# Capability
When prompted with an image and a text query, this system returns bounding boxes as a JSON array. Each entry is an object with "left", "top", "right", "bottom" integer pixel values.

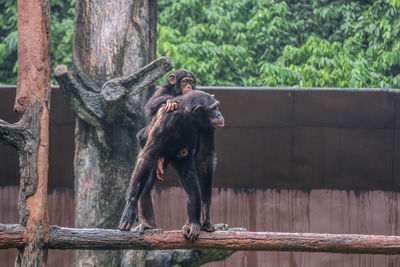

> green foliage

[
  {"left": 0, "top": 0, "right": 18, "bottom": 84},
  {"left": 0, "top": 0, "right": 75, "bottom": 84},
  {"left": 158, "top": 0, "right": 400, "bottom": 88},
  {"left": 0, "top": 0, "right": 398, "bottom": 88},
  {"left": 51, "top": 0, "right": 75, "bottom": 69}
]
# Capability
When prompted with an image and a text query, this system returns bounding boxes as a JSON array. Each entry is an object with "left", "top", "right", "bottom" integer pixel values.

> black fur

[
  {"left": 144, "top": 69, "right": 196, "bottom": 117},
  {"left": 119, "top": 91, "right": 224, "bottom": 241}
]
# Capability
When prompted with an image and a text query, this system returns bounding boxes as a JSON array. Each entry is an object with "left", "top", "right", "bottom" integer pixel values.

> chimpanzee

[
  {"left": 137, "top": 69, "right": 196, "bottom": 180},
  {"left": 144, "top": 69, "right": 196, "bottom": 117},
  {"left": 119, "top": 91, "right": 224, "bottom": 242}
]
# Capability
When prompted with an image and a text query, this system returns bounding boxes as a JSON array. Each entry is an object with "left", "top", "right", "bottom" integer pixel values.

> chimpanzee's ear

[
  {"left": 192, "top": 105, "right": 203, "bottom": 115},
  {"left": 168, "top": 74, "right": 176, "bottom": 85}
]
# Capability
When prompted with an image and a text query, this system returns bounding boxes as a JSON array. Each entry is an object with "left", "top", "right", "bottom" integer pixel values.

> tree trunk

[
  {"left": 55, "top": 0, "right": 234, "bottom": 265},
  {"left": 57, "top": 0, "right": 161, "bottom": 265},
  {"left": 0, "top": 0, "right": 51, "bottom": 265}
]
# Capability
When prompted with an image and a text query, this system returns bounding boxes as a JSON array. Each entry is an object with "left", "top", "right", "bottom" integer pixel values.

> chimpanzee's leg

[
  {"left": 174, "top": 158, "right": 202, "bottom": 242},
  {"left": 118, "top": 131, "right": 165, "bottom": 231},
  {"left": 195, "top": 131, "right": 217, "bottom": 232},
  {"left": 136, "top": 167, "right": 157, "bottom": 233},
  {"left": 197, "top": 152, "right": 217, "bottom": 232}
]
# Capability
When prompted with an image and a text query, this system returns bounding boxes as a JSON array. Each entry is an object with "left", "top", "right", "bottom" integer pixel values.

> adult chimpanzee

[
  {"left": 137, "top": 69, "right": 196, "bottom": 180},
  {"left": 119, "top": 91, "right": 224, "bottom": 241}
]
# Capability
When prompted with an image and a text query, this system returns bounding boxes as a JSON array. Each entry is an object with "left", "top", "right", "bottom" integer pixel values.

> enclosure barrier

[{"left": 1, "top": 223, "right": 400, "bottom": 254}]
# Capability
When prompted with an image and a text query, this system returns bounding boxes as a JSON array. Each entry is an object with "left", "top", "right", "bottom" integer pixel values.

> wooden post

[{"left": 0, "top": 0, "right": 51, "bottom": 265}]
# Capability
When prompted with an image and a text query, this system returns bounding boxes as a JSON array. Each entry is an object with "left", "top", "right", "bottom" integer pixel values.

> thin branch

[{"left": 2, "top": 224, "right": 400, "bottom": 255}]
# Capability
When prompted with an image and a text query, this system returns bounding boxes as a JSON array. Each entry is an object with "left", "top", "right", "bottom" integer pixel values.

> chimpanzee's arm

[{"left": 145, "top": 86, "right": 174, "bottom": 117}]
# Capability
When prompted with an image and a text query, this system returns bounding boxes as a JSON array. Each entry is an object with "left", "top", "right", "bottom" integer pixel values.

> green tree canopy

[
  {"left": 0, "top": 0, "right": 74, "bottom": 84},
  {"left": 1, "top": 0, "right": 399, "bottom": 88}
]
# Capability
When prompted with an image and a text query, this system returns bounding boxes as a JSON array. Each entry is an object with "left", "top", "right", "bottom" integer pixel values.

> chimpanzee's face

[
  {"left": 207, "top": 103, "right": 224, "bottom": 128},
  {"left": 180, "top": 77, "right": 195, "bottom": 95},
  {"left": 190, "top": 93, "right": 224, "bottom": 129}
]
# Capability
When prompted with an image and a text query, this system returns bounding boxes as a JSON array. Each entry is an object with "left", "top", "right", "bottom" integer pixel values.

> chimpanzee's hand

[
  {"left": 118, "top": 201, "right": 137, "bottom": 231},
  {"left": 182, "top": 223, "right": 201, "bottom": 242},
  {"left": 164, "top": 100, "right": 178, "bottom": 112},
  {"left": 201, "top": 220, "right": 216, "bottom": 232},
  {"left": 156, "top": 157, "right": 165, "bottom": 181}
]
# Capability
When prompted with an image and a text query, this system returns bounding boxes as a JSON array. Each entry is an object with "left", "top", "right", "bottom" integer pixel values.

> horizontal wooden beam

[
  {"left": 0, "top": 224, "right": 27, "bottom": 249},
  {"left": 1, "top": 224, "right": 400, "bottom": 254}
]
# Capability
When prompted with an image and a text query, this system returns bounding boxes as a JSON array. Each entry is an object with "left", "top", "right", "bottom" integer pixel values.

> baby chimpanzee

[
  {"left": 138, "top": 69, "right": 196, "bottom": 180},
  {"left": 119, "top": 91, "right": 224, "bottom": 242}
]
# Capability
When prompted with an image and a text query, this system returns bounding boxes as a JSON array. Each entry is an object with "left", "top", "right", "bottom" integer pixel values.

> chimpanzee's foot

[
  {"left": 118, "top": 201, "right": 137, "bottom": 231},
  {"left": 135, "top": 222, "right": 157, "bottom": 234},
  {"left": 182, "top": 223, "right": 201, "bottom": 242},
  {"left": 201, "top": 220, "right": 216, "bottom": 232},
  {"left": 176, "top": 148, "right": 189, "bottom": 158}
]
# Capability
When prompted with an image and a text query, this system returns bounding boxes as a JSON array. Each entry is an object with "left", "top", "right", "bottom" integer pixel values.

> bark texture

[
  {"left": 55, "top": 0, "right": 168, "bottom": 265},
  {"left": 3, "top": 223, "right": 400, "bottom": 256},
  {"left": 54, "top": 56, "right": 172, "bottom": 266},
  {"left": 0, "top": 0, "right": 51, "bottom": 265},
  {"left": 0, "top": 224, "right": 27, "bottom": 249},
  {"left": 55, "top": 0, "right": 236, "bottom": 265}
]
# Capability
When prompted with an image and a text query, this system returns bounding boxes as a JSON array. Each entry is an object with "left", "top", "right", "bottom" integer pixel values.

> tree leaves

[
  {"left": 0, "top": 0, "right": 75, "bottom": 84},
  {"left": 0, "top": 0, "right": 398, "bottom": 88},
  {"left": 157, "top": 0, "right": 400, "bottom": 88}
]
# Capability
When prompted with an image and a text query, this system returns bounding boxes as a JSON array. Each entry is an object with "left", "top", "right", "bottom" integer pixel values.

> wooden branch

[
  {"left": 53, "top": 65, "right": 104, "bottom": 128},
  {"left": 100, "top": 56, "right": 174, "bottom": 123},
  {"left": 2, "top": 224, "right": 400, "bottom": 255},
  {"left": 54, "top": 57, "right": 173, "bottom": 125},
  {"left": 119, "top": 56, "right": 174, "bottom": 95},
  {"left": 0, "top": 224, "right": 27, "bottom": 249},
  {"left": 0, "top": 118, "right": 25, "bottom": 150},
  {"left": 0, "top": 100, "right": 42, "bottom": 150},
  {"left": 128, "top": 223, "right": 240, "bottom": 266}
]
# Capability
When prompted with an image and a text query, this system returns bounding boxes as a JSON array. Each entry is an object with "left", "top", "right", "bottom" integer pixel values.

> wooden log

[
  {"left": 2, "top": 224, "right": 400, "bottom": 255},
  {"left": 0, "top": 224, "right": 26, "bottom": 249},
  {"left": 11, "top": 0, "right": 51, "bottom": 265}
]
